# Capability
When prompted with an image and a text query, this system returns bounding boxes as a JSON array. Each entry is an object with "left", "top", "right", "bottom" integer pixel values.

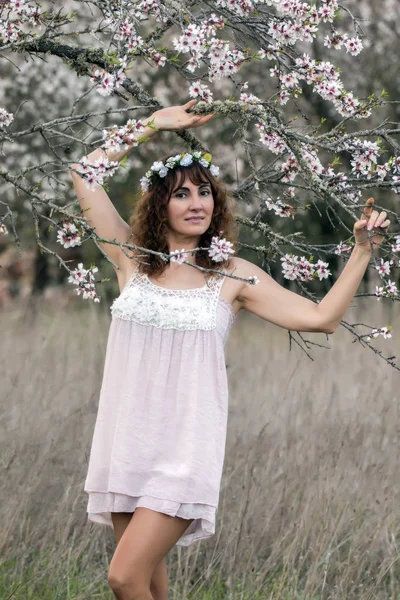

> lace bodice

[{"left": 110, "top": 265, "right": 230, "bottom": 331}]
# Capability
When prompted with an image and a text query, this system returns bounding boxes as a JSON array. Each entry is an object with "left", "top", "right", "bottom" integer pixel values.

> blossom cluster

[
  {"left": 208, "top": 236, "right": 235, "bottom": 262},
  {"left": 256, "top": 126, "right": 288, "bottom": 155},
  {"left": 280, "top": 254, "right": 331, "bottom": 282},
  {"left": 67, "top": 263, "right": 100, "bottom": 302},
  {"left": 68, "top": 117, "right": 145, "bottom": 190},
  {"left": 170, "top": 237, "right": 260, "bottom": 285},
  {"left": 264, "top": 197, "right": 295, "bottom": 219},
  {"left": 0, "top": 108, "right": 13, "bottom": 128},
  {"left": 0, "top": 0, "right": 43, "bottom": 44},
  {"left": 324, "top": 33, "right": 363, "bottom": 56},
  {"left": 375, "top": 258, "right": 394, "bottom": 279},
  {"left": 256, "top": 122, "right": 338, "bottom": 186},
  {"left": 90, "top": 61, "right": 128, "bottom": 97},
  {"left": 57, "top": 221, "right": 82, "bottom": 249},
  {"left": 102, "top": 118, "right": 145, "bottom": 153},
  {"left": 349, "top": 140, "right": 381, "bottom": 178},
  {"left": 169, "top": 236, "right": 234, "bottom": 264},
  {"left": 375, "top": 281, "right": 398, "bottom": 300},
  {"left": 372, "top": 249, "right": 400, "bottom": 300},
  {"left": 327, "top": 138, "right": 400, "bottom": 191},
  {"left": 189, "top": 81, "right": 214, "bottom": 104},
  {"left": 287, "top": 53, "right": 367, "bottom": 118},
  {"left": 334, "top": 241, "right": 353, "bottom": 255},
  {"left": 391, "top": 234, "right": 400, "bottom": 254},
  {"left": 256, "top": 121, "right": 400, "bottom": 198},
  {"left": 72, "top": 156, "right": 120, "bottom": 191},
  {"left": 366, "top": 327, "right": 392, "bottom": 342},
  {"left": 1, "top": 0, "right": 366, "bottom": 121}
]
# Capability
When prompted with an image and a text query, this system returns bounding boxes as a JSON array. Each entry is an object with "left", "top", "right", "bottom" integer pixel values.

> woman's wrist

[
  {"left": 354, "top": 242, "right": 373, "bottom": 256},
  {"left": 142, "top": 113, "right": 162, "bottom": 135}
]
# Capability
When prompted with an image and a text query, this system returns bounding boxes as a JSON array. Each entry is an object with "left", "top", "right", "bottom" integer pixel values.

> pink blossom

[
  {"left": 315, "top": 259, "right": 332, "bottom": 280},
  {"left": 57, "top": 222, "right": 82, "bottom": 249},
  {"left": 344, "top": 37, "right": 363, "bottom": 56},
  {"left": 391, "top": 236, "right": 400, "bottom": 254},
  {"left": 334, "top": 241, "right": 353, "bottom": 255},
  {"left": 189, "top": 81, "right": 214, "bottom": 103},
  {"left": 208, "top": 236, "right": 235, "bottom": 262},
  {"left": 366, "top": 326, "right": 392, "bottom": 341},
  {"left": 264, "top": 198, "right": 294, "bottom": 219},
  {"left": 68, "top": 264, "right": 100, "bottom": 302},
  {"left": 170, "top": 249, "right": 187, "bottom": 264},
  {"left": 0, "top": 108, "right": 14, "bottom": 128},
  {"left": 375, "top": 259, "right": 394, "bottom": 278}
]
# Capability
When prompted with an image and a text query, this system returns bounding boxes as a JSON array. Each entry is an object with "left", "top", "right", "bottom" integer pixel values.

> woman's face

[{"left": 166, "top": 176, "right": 214, "bottom": 240}]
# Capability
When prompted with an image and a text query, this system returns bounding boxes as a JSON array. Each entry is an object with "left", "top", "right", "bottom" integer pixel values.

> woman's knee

[
  {"left": 108, "top": 569, "right": 147, "bottom": 599},
  {"left": 108, "top": 558, "right": 168, "bottom": 600}
]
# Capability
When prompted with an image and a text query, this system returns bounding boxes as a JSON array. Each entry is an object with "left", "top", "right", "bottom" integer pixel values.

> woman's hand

[
  {"left": 354, "top": 197, "right": 391, "bottom": 252},
  {"left": 145, "top": 99, "right": 215, "bottom": 132}
]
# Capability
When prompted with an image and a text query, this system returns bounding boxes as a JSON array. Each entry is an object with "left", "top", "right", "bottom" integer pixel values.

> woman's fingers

[
  {"left": 183, "top": 99, "right": 197, "bottom": 110},
  {"left": 189, "top": 112, "right": 215, "bottom": 127},
  {"left": 367, "top": 210, "right": 379, "bottom": 229},
  {"left": 202, "top": 112, "right": 216, "bottom": 122},
  {"left": 375, "top": 211, "right": 388, "bottom": 227},
  {"left": 361, "top": 197, "right": 374, "bottom": 220}
]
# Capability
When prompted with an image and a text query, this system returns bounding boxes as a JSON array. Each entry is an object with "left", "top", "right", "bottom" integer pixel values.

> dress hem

[{"left": 86, "top": 490, "right": 216, "bottom": 547}]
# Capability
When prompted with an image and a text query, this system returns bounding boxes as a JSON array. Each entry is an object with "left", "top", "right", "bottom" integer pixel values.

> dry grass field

[{"left": 1, "top": 294, "right": 399, "bottom": 599}]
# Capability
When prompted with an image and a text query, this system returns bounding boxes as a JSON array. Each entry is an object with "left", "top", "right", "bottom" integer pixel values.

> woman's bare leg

[
  {"left": 108, "top": 508, "right": 193, "bottom": 600},
  {"left": 111, "top": 511, "right": 171, "bottom": 600}
]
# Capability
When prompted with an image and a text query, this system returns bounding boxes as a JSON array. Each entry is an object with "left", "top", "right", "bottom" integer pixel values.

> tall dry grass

[{"left": 1, "top": 294, "right": 400, "bottom": 599}]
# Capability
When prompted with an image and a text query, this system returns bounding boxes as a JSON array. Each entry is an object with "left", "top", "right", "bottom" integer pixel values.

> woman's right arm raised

[
  {"left": 69, "top": 100, "right": 215, "bottom": 271},
  {"left": 69, "top": 117, "right": 158, "bottom": 272}
]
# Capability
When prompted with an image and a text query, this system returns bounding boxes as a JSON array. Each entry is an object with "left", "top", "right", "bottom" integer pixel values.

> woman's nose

[{"left": 190, "top": 195, "right": 203, "bottom": 206}]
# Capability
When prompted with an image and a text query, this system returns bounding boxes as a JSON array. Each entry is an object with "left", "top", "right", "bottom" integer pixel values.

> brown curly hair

[{"left": 127, "top": 152, "right": 240, "bottom": 278}]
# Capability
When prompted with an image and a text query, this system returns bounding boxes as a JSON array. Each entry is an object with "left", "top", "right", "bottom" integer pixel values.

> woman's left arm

[{"left": 237, "top": 197, "right": 390, "bottom": 334}]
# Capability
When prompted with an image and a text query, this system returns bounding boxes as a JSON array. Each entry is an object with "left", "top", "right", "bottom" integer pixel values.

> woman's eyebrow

[{"left": 173, "top": 183, "right": 211, "bottom": 193}]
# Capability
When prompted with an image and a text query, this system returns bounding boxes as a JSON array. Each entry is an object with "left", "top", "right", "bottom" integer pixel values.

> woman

[{"left": 70, "top": 99, "right": 390, "bottom": 600}]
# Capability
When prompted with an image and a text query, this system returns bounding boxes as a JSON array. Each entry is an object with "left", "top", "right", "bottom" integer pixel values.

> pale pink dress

[{"left": 84, "top": 262, "right": 236, "bottom": 546}]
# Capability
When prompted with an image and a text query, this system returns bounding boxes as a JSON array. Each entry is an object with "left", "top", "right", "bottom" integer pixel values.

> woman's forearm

[{"left": 318, "top": 244, "right": 372, "bottom": 332}]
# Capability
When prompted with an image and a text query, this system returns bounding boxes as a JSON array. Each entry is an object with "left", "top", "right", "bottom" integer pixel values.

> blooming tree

[{"left": 0, "top": 0, "right": 399, "bottom": 365}]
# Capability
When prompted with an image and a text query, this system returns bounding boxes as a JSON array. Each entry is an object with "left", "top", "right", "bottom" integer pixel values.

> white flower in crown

[
  {"left": 180, "top": 153, "right": 193, "bottom": 166},
  {"left": 151, "top": 161, "right": 164, "bottom": 172},
  {"left": 140, "top": 176, "right": 149, "bottom": 191},
  {"left": 166, "top": 154, "right": 181, "bottom": 168},
  {"left": 210, "top": 164, "right": 219, "bottom": 177}
]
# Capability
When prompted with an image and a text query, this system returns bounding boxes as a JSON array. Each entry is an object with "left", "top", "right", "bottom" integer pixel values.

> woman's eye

[{"left": 176, "top": 190, "right": 210, "bottom": 198}]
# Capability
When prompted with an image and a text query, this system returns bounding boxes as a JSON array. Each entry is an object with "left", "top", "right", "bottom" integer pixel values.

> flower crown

[{"left": 140, "top": 151, "right": 220, "bottom": 192}]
